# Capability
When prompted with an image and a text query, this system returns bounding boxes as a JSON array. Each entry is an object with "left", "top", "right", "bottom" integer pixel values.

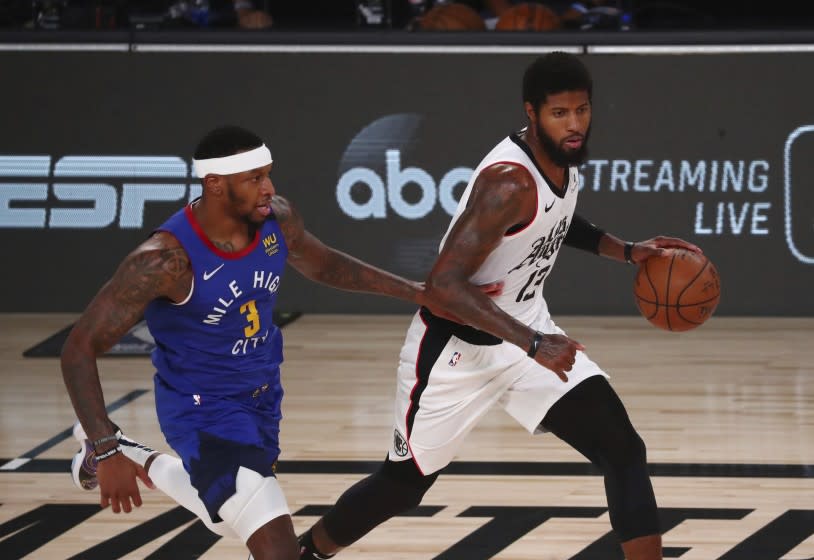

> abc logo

[
  {"left": 337, "top": 149, "right": 472, "bottom": 220},
  {"left": 335, "top": 114, "right": 473, "bottom": 220}
]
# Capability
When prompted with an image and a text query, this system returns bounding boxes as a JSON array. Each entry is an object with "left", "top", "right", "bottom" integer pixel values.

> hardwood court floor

[{"left": 1, "top": 314, "right": 812, "bottom": 559}]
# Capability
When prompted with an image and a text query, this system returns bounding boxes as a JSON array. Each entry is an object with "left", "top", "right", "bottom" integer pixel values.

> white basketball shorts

[{"left": 389, "top": 308, "right": 608, "bottom": 475}]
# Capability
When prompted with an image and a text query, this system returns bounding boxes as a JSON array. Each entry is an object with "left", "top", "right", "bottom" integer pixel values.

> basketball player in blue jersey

[
  {"left": 297, "top": 53, "right": 703, "bottom": 560},
  {"left": 62, "top": 125, "right": 500, "bottom": 560}
]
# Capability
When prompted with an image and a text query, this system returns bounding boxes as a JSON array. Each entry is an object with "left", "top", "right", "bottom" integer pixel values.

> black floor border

[{"left": 3, "top": 459, "right": 812, "bottom": 478}]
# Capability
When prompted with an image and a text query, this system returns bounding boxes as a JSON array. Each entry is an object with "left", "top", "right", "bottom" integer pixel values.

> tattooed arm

[
  {"left": 61, "top": 233, "right": 190, "bottom": 442},
  {"left": 422, "top": 164, "right": 583, "bottom": 380},
  {"left": 61, "top": 233, "right": 189, "bottom": 512},
  {"left": 272, "top": 195, "right": 421, "bottom": 303}
]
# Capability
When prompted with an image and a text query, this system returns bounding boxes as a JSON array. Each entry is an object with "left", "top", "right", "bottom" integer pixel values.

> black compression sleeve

[{"left": 564, "top": 214, "right": 605, "bottom": 254}]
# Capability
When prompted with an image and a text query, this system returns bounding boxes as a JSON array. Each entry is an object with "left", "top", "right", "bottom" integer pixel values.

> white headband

[{"left": 193, "top": 144, "right": 272, "bottom": 177}]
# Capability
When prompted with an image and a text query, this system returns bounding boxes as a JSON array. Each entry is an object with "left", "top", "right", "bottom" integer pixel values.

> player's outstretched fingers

[
  {"left": 131, "top": 485, "right": 143, "bottom": 508},
  {"left": 120, "top": 492, "right": 133, "bottom": 513},
  {"left": 100, "top": 491, "right": 111, "bottom": 511},
  {"left": 655, "top": 235, "right": 703, "bottom": 254},
  {"left": 109, "top": 493, "right": 122, "bottom": 514},
  {"left": 553, "top": 364, "right": 569, "bottom": 382}
]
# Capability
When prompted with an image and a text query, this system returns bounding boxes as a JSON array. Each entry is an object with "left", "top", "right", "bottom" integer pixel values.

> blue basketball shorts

[{"left": 153, "top": 372, "right": 283, "bottom": 521}]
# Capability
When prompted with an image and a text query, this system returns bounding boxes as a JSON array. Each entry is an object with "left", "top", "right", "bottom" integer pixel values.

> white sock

[{"left": 147, "top": 454, "right": 238, "bottom": 539}]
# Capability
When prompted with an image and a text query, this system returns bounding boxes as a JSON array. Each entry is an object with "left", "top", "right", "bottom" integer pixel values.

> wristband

[
  {"left": 527, "top": 331, "right": 543, "bottom": 358},
  {"left": 92, "top": 434, "right": 118, "bottom": 450},
  {"left": 624, "top": 242, "right": 635, "bottom": 264},
  {"left": 96, "top": 446, "right": 122, "bottom": 462}
]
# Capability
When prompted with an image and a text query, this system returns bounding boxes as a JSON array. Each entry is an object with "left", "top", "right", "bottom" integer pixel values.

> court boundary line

[
  {"left": 0, "top": 389, "right": 149, "bottom": 471},
  {"left": 3, "top": 457, "right": 812, "bottom": 478}
]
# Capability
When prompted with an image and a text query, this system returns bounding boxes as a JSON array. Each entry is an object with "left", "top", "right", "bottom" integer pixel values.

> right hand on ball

[
  {"left": 631, "top": 236, "right": 703, "bottom": 264},
  {"left": 97, "top": 452, "right": 153, "bottom": 513},
  {"left": 532, "top": 334, "right": 585, "bottom": 382}
]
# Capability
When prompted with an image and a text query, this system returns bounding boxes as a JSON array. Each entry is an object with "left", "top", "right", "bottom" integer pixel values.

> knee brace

[
  {"left": 601, "top": 432, "right": 660, "bottom": 541},
  {"left": 542, "top": 377, "right": 660, "bottom": 542},
  {"left": 323, "top": 458, "right": 439, "bottom": 547},
  {"left": 218, "top": 467, "right": 291, "bottom": 543},
  {"left": 380, "top": 457, "right": 438, "bottom": 508}
]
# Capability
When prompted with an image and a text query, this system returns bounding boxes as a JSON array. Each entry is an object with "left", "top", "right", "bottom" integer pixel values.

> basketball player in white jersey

[{"left": 298, "top": 53, "right": 703, "bottom": 560}]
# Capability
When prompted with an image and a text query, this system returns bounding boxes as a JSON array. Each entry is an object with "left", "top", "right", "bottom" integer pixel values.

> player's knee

[
  {"left": 218, "top": 467, "right": 291, "bottom": 544},
  {"left": 247, "top": 519, "right": 298, "bottom": 560},
  {"left": 320, "top": 458, "right": 439, "bottom": 547},
  {"left": 380, "top": 458, "right": 438, "bottom": 511},
  {"left": 620, "top": 430, "right": 647, "bottom": 467},
  {"left": 392, "top": 480, "right": 429, "bottom": 511},
  {"left": 599, "top": 425, "right": 647, "bottom": 473}
]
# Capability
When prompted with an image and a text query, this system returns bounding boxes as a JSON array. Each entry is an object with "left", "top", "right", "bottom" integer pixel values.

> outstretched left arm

[
  {"left": 565, "top": 213, "right": 703, "bottom": 265},
  {"left": 272, "top": 195, "right": 421, "bottom": 303}
]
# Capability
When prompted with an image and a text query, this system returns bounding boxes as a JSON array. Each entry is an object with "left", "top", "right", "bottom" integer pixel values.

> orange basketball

[
  {"left": 633, "top": 249, "right": 721, "bottom": 332},
  {"left": 419, "top": 3, "right": 486, "bottom": 31},
  {"left": 495, "top": 3, "right": 561, "bottom": 31}
]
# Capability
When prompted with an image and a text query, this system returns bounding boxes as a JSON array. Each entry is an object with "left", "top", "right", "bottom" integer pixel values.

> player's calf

[
  {"left": 300, "top": 458, "right": 439, "bottom": 558},
  {"left": 621, "top": 534, "right": 662, "bottom": 560}
]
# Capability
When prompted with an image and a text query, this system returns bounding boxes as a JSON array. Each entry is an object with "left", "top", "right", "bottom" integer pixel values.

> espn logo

[{"left": 0, "top": 155, "right": 201, "bottom": 229}]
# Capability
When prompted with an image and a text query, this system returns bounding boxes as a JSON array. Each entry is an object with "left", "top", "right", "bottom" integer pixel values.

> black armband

[
  {"left": 527, "top": 331, "right": 543, "bottom": 358},
  {"left": 96, "top": 446, "right": 122, "bottom": 462},
  {"left": 624, "top": 241, "right": 635, "bottom": 264},
  {"left": 564, "top": 214, "right": 605, "bottom": 254}
]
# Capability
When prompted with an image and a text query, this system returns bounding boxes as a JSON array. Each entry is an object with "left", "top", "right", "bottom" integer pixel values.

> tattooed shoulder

[
  {"left": 470, "top": 163, "right": 535, "bottom": 218},
  {"left": 118, "top": 233, "right": 192, "bottom": 303},
  {"left": 271, "top": 195, "right": 304, "bottom": 246}
]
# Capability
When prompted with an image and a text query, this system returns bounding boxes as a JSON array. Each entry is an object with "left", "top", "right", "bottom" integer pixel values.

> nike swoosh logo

[
  {"left": 544, "top": 200, "right": 555, "bottom": 212},
  {"left": 202, "top": 263, "right": 224, "bottom": 281}
]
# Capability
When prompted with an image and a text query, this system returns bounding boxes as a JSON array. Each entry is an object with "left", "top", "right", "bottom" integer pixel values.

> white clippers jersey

[{"left": 439, "top": 132, "right": 580, "bottom": 328}]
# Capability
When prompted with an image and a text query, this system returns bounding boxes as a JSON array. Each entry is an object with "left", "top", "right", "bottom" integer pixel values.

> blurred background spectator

[
  {"left": 3, "top": 0, "right": 275, "bottom": 29},
  {"left": 0, "top": 0, "right": 812, "bottom": 30}
]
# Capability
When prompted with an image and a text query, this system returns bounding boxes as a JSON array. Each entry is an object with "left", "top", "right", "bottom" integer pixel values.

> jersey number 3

[
  {"left": 240, "top": 300, "right": 260, "bottom": 337},
  {"left": 516, "top": 265, "right": 551, "bottom": 303}
]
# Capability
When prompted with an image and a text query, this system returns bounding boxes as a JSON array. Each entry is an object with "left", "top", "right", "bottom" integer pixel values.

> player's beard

[
  {"left": 226, "top": 181, "right": 264, "bottom": 226},
  {"left": 535, "top": 120, "right": 591, "bottom": 168}
]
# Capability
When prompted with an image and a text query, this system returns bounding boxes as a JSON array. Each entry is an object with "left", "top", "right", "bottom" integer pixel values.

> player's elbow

[{"left": 424, "top": 273, "right": 466, "bottom": 308}]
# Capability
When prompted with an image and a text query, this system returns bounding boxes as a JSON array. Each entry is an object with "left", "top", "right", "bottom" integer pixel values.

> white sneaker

[
  {"left": 70, "top": 421, "right": 98, "bottom": 491},
  {"left": 70, "top": 420, "right": 158, "bottom": 492}
]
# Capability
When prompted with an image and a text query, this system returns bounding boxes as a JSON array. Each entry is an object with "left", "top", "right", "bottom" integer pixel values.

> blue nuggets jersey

[{"left": 144, "top": 203, "right": 288, "bottom": 396}]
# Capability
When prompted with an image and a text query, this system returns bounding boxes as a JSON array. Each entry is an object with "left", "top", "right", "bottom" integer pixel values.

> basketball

[
  {"left": 495, "top": 3, "right": 562, "bottom": 31},
  {"left": 418, "top": 3, "right": 486, "bottom": 31},
  {"left": 633, "top": 249, "right": 720, "bottom": 331}
]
